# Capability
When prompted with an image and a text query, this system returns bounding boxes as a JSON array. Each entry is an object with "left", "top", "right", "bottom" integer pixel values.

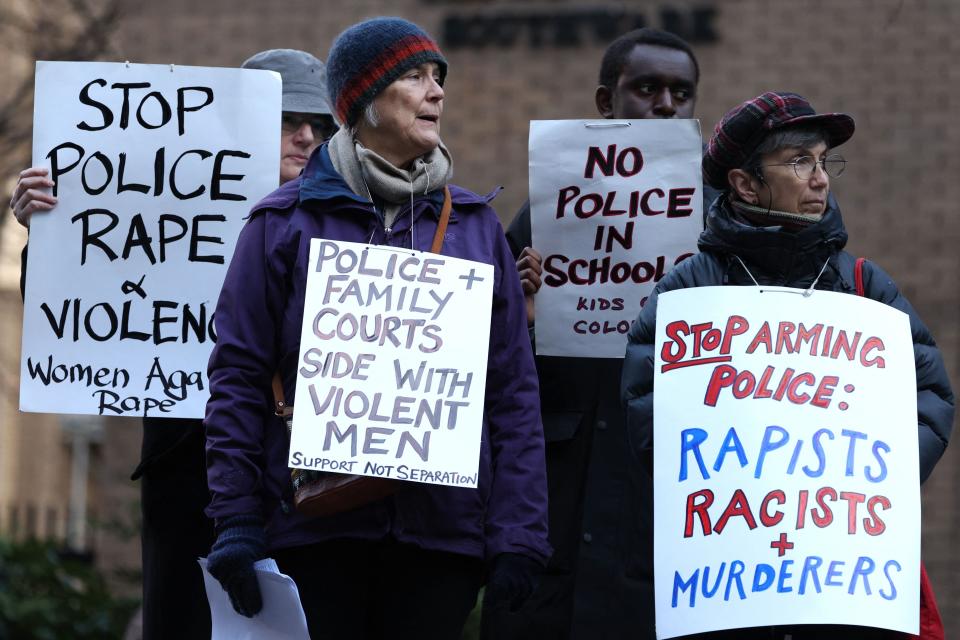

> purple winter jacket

[{"left": 204, "top": 143, "right": 551, "bottom": 565}]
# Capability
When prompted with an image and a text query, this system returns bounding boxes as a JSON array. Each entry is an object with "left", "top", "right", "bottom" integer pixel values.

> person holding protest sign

[
  {"left": 244, "top": 49, "right": 339, "bottom": 184},
  {"left": 621, "top": 92, "right": 952, "bottom": 639},
  {"left": 486, "top": 28, "right": 714, "bottom": 639},
  {"left": 10, "top": 48, "right": 337, "bottom": 640},
  {"left": 203, "top": 17, "right": 550, "bottom": 639}
]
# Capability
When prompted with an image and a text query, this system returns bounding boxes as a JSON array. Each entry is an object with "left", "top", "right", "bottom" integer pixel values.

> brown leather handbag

[{"left": 277, "top": 186, "right": 453, "bottom": 518}]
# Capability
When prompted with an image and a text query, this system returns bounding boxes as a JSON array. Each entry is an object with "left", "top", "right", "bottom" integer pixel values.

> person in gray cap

[
  {"left": 621, "top": 92, "right": 952, "bottom": 639},
  {"left": 242, "top": 48, "right": 337, "bottom": 184},
  {"left": 9, "top": 49, "right": 337, "bottom": 640}
]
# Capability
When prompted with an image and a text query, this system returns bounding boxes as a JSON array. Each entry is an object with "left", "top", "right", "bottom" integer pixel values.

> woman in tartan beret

[{"left": 621, "top": 92, "right": 951, "bottom": 639}]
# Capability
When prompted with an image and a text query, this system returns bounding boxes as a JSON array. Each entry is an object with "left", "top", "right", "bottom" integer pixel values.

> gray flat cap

[{"left": 241, "top": 49, "right": 332, "bottom": 115}]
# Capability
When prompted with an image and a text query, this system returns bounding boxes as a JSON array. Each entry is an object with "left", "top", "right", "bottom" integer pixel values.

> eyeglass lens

[
  {"left": 795, "top": 154, "right": 846, "bottom": 179},
  {"left": 282, "top": 115, "right": 338, "bottom": 141}
]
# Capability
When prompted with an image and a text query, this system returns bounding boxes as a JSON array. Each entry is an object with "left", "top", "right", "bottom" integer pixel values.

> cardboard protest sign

[
  {"left": 289, "top": 239, "right": 493, "bottom": 488},
  {"left": 653, "top": 286, "right": 920, "bottom": 638},
  {"left": 529, "top": 119, "right": 702, "bottom": 358},
  {"left": 20, "top": 61, "right": 280, "bottom": 418}
]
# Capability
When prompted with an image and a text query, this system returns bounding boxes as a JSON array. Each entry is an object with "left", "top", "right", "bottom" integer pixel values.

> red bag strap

[
  {"left": 908, "top": 563, "right": 945, "bottom": 639},
  {"left": 854, "top": 257, "right": 866, "bottom": 297}
]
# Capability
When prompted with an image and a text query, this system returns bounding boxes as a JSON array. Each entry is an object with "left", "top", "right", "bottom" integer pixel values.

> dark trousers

[
  {"left": 274, "top": 539, "right": 483, "bottom": 640},
  {"left": 138, "top": 419, "right": 215, "bottom": 640},
  {"left": 480, "top": 414, "right": 595, "bottom": 640}
]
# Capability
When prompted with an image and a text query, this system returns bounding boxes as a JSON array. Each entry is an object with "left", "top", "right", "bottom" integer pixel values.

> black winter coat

[
  {"left": 505, "top": 201, "right": 656, "bottom": 639},
  {"left": 497, "top": 185, "right": 722, "bottom": 639},
  {"left": 621, "top": 194, "right": 953, "bottom": 639}
]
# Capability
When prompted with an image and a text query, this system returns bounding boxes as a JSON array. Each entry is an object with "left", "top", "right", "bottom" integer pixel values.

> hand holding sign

[
  {"left": 10, "top": 167, "right": 57, "bottom": 227},
  {"left": 516, "top": 247, "right": 543, "bottom": 326}
]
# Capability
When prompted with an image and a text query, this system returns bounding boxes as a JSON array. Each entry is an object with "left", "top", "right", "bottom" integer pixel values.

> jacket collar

[
  {"left": 304, "top": 143, "right": 483, "bottom": 225},
  {"left": 248, "top": 143, "right": 499, "bottom": 222},
  {"left": 300, "top": 142, "right": 369, "bottom": 207},
  {"left": 699, "top": 191, "right": 849, "bottom": 285}
]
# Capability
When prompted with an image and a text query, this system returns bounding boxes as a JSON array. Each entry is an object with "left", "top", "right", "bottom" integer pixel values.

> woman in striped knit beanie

[{"left": 203, "top": 16, "right": 551, "bottom": 640}]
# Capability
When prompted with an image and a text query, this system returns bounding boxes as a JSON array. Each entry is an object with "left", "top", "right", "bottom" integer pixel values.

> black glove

[
  {"left": 482, "top": 553, "right": 543, "bottom": 613},
  {"left": 206, "top": 514, "right": 266, "bottom": 617}
]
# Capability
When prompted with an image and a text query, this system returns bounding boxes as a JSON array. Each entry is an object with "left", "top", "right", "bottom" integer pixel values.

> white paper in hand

[{"left": 199, "top": 557, "right": 310, "bottom": 639}]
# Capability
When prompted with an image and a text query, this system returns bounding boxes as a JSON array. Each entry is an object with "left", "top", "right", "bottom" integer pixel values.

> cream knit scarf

[{"left": 328, "top": 127, "right": 453, "bottom": 229}]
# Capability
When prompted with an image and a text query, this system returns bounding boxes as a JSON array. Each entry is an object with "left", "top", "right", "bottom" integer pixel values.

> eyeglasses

[
  {"left": 760, "top": 154, "right": 846, "bottom": 180},
  {"left": 281, "top": 113, "right": 338, "bottom": 141}
]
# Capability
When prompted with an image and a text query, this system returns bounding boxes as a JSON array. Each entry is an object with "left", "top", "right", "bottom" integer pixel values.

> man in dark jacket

[
  {"left": 10, "top": 49, "right": 337, "bottom": 640},
  {"left": 621, "top": 91, "right": 953, "bottom": 639},
  {"left": 485, "top": 28, "right": 715, "bottom": 639}
]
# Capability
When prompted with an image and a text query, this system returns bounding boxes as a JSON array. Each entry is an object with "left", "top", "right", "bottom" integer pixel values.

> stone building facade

[{"left": 1, "top": 0, "right": 957, "bottom": 634}]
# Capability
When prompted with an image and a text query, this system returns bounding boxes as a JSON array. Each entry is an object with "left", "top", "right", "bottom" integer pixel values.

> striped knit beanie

[
  {"left": 326, "top": 17, "right": 448, "bottom": 127},
  {"left": 703, "top": 92, "right": 855, "bottom": 190}
]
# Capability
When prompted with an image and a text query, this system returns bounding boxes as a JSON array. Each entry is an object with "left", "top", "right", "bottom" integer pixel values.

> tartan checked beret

[
  {"left": 326, "top": 17, "right": 447, "bottom": 127},
  {"left": 703, "top": 92, "right": 855, "bottom": 189}
]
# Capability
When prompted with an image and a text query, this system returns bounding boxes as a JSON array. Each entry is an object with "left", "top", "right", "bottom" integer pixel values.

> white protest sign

[
  {"left": 289, "top": 239, "right": 494, "bottom": 488},
  {"left": 529, "top": 119, "right": 702, "bottom": 358},
  {"left": 20, "top": 61, "right": 280, "bottom": 418},
  {"left": 653, "top": 286, "right": 919, "bottom": 638}
]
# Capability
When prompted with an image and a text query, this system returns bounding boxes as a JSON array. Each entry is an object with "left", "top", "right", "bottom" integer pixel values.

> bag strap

[
  {"left": 854, "top": 257, "right": 866, "bottom": 297},
  {"left": 914, "top": 563, "right": 945, "bottom": 640},
  {"left": 273, "top": 372, "right": 293, "bottom": 417},
  {"left": 272, "top": 185, "right": 452, "bottom": 417},
  {"left": 431, "top": 185, "right": 452, "bottom": 254}
]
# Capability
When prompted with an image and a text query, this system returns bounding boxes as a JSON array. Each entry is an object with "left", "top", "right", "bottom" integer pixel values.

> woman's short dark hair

[
  {"left": 598, "top": 28, "right": 700, "bottom": 88},
  {"left": 742, "top": 125, "right": 828, "bottom": 177}
]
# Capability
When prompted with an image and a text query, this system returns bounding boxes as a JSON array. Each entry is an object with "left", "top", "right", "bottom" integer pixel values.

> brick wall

[{"left": 3, "top": 0, "right": 955, "bottom": 634}]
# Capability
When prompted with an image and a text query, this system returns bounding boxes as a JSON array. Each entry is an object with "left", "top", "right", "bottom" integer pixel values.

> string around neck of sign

[{"left": 733, "top": 254, "right": 831, "bottom": 298}]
